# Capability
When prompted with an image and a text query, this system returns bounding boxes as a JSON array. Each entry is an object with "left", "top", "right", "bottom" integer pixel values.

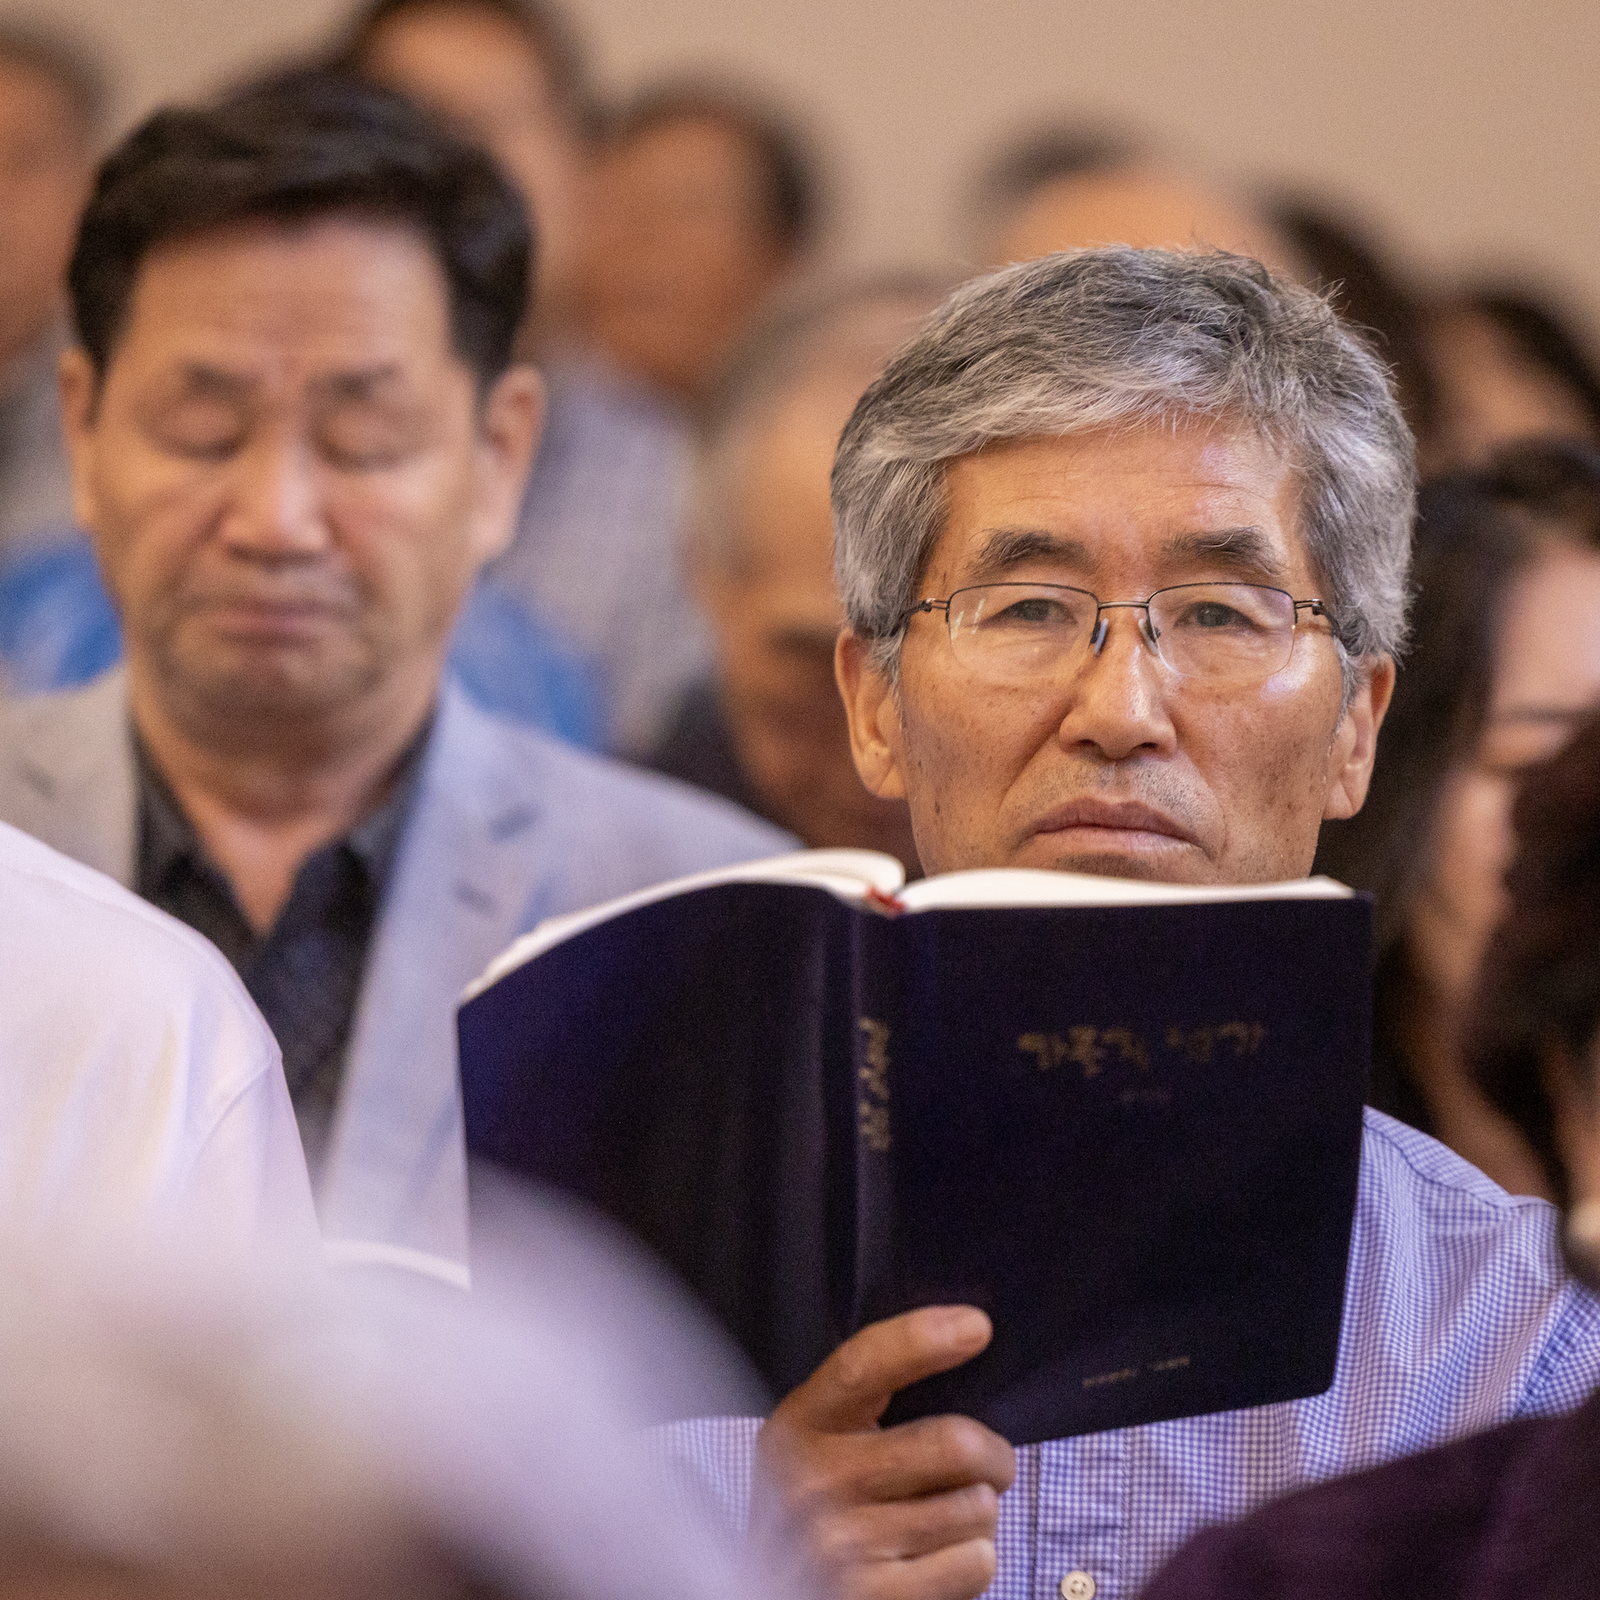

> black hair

[
  {"left": 0, "top": 20, "right": 108, "bottom": 143},
  {"left": 1469, "top": 710, "right": 1600, "bottom": 1203},
  {"left": 603, "top": 80, "right": 822, "bottom": 253},
  {"left": 67, "top": 70, "right": 531, "bottom": 385},
  {"left": 1315, "top": 439, "right": 1600, "bottom": 1127},
  {"left": 1482, "top": 435, "right": 1600, "bottom": 537},
  {"left": 335, "top": 0, "right": 596, "bottom": 135}
]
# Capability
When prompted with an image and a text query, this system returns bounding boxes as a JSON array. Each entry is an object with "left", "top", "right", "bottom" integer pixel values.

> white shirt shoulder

[{"left": 0, "top": 821, "right": 317, "bottom": 1248}]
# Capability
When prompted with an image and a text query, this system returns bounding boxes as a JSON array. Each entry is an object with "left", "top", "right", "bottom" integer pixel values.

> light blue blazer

[{"left": 0, "top": 669, "right": 794, "bottom": 1279}]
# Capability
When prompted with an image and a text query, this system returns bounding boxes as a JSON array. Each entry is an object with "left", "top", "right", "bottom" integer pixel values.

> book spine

[{"left": 849, "top": 907, "right": 901, "bottom": 1330}]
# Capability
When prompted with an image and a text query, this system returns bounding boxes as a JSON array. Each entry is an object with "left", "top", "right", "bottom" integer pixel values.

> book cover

[{"left": 459, "top": 855, "right": 1371, "bottom": 1444}]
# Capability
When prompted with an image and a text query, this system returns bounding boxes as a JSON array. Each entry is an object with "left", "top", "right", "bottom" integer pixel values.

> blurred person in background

[
  {"left": 1422, "top": 282, "right": 1600, "bottom": 471},
  {"left": 1142, "top": 709, "right": 1600, "bottom": 1600},
  {"left": 584, "top": 81, "right": 821, "bottom": 410},
  {"left": 960, "top": 121, "right": 1147, "bottom": 264},
  {"left": 1316, "top": 440, "right": 1600, "bottom": 1194},
  {"left": 0, "top": 1178, "right": 766, "bottom": 1600},
  {"left": 965, "top": 129, "right": 1449, "bottom": 447},
  {"left": 0, "top": 74, "right": 788, "bottom": 1285},
  {"left": 967, "top": 120, "right": 1300, "bottom": 277},
  {"left": 0, "top": 24, "right": 102, "bottom": 564},
  {"left": 335, "top": 0, "right": 593, "bottom": 350},
  {"left": 340, "top": 0, "right": 714, "bottom": 754},
  {"left": 647, "top": 278, "right": 939, "bottom": 874}
]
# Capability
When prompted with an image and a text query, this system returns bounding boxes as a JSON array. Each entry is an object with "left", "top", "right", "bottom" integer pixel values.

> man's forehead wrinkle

[
  {"left": 155, "top": 361, "right": 417, "bottom": 404},
  {"left": 965, "top": 524, "right": 1288, "bottom": 582}
]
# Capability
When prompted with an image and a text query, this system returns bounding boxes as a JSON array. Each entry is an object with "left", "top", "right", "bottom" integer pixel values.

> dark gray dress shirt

[{"left": 135, "top": 726, "right": 428, "bottom": 1161}]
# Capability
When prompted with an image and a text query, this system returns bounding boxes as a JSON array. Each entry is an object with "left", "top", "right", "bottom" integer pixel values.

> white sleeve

[{"left": 183, "top": 1061, "right": 321, "bottom": 1254}]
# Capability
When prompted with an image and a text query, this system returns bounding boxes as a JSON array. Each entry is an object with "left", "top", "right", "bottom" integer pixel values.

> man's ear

[
  {"left": 1322, "top": 654, "right": 1396, "bottom": 820},
  {"left": 468, "top": 363, "right": 545, "bottom": 567},
  {"left": 57, "top": 345, "right": 103, "bottom": 532},
  {"left": 835, "top": 629, "right": 907, "bottom": 800}
]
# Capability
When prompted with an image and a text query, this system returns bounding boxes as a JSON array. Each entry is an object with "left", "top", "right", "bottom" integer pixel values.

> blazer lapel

[{"left": 315, "top": 684, "right": 559, "bottom": 1279}]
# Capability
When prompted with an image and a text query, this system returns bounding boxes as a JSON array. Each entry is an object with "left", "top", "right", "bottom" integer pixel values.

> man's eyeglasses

[{"left": 901, "top": 582, "right": 1333, "bottom": 688}]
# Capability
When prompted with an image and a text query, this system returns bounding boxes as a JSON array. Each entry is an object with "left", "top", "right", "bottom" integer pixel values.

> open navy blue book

[{"left": 459, "top": 851, "right": 1371, "bottom": 1446}]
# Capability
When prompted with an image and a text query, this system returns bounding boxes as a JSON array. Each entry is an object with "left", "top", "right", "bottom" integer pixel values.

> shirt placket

[{"left": 1033, "top": 1432, "right": 1128, "bottom": 1600}]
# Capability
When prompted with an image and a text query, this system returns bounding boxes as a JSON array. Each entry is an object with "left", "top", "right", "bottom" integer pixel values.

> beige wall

[{"left": 17, "top": 0, "right": 1600, "bottom": 325}]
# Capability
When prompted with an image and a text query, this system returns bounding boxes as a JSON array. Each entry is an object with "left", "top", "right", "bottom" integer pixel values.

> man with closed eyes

[{"left": 0, "top": 73, "right": 789, "bottom": 1281}]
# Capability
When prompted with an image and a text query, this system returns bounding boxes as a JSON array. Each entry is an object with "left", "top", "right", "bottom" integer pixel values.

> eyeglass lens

[{"left": 944, "top": 583, "right": 1301, "bottom": 685}]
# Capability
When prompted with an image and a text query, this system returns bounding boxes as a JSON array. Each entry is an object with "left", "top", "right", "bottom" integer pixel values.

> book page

[
  {"left": 463, "top": 848, "right": 907, "bottom": 999},
  {"left": 896, "top": 868, "right": 1352, "bottom": 912}
]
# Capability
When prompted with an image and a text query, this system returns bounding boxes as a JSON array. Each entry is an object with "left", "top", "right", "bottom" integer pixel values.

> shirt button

[{"left": 1059, "top": 1573, "right": 1097, "bottom": 1600}]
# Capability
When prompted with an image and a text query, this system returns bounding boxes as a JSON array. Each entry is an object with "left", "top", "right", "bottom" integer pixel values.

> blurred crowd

[
  {"left": 0, "top": 0, "right": 1598, "bottom": 1596},
  {"left": 4, "top": 2, "right": 1597, "bottom": 859}
]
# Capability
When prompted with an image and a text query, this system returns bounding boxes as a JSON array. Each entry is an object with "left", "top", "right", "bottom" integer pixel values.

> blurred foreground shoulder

[
  {"left": 0, "top": 819, "right": 317, "bottom": 1248},
  {"left": 1141, "top": 1390, "right": 1600, "bottom": 1600}
]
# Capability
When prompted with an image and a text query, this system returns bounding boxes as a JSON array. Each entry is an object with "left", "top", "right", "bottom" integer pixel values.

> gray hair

[{"left": 832, "top": 246, "right": 1416, "bottom": 685}]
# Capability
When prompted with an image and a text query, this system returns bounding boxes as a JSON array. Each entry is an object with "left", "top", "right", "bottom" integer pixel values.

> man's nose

[
  {"left": 1055, "top": 607, "right": 1176, "bottom": 761},
  {"left": 219, "top": 437, "right": 329, "bottom": 556}
]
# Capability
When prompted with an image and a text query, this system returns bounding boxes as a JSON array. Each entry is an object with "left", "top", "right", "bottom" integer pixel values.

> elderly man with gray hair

[{"left": 656, "top": 247, "right": 1600, "bottom": 1600}]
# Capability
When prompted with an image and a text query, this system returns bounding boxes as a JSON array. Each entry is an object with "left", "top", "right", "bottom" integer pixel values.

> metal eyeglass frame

[{"left": 900, "top": 582, "right": 1331, "bottom": 671}]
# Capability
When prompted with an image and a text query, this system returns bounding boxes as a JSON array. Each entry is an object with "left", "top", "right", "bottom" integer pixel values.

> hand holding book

[{"left": 749, "top": 1306, "right": 1012, "bottom": 1600}]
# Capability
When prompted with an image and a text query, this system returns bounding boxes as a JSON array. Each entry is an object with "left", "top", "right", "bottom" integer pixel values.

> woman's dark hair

[
  {"left": 68, "top": 71, "right": 532, "bottom": 386},
  {"left": 602, "top": 81, "right": 823, "bottom": 254},
  {"left": 1469, "top": 711, "right": 1600, "bottom": 1203},
  {"left": 1314, "top": 439, "right": 1600, "bottom": 1124}
]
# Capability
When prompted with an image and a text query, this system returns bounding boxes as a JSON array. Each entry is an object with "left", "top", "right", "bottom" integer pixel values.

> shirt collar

[{"left": 133, "top": 710, "right": 435, "bottom": 899}]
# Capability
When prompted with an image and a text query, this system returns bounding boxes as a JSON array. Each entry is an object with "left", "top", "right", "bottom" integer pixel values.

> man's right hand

[{"left": 748, "top": 1306, "right": 1015, "bottom": 1600}]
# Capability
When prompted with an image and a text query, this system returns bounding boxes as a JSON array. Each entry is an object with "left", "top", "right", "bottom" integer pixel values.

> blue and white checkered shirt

[{"left": 654, "top": 1109, "right": 1600, "bottom": 1600}]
